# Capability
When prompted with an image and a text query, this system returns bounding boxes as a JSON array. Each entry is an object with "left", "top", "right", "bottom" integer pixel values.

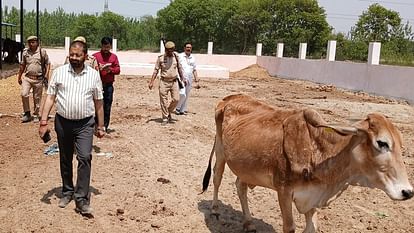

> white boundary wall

[
  {"left": 46, "top": 48, "right": 256, "bottom": 79},
  {"left": 44, "top": 48, "right": 414, "bottom": 103},
  {"left": 257, "top": 56, "right": 414, "bottom": 103}
]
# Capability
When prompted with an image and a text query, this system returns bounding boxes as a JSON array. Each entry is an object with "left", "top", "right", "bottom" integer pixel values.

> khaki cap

[
  {"left": 165, "top": 41, "right": 175, "bottom": 49},
  {"left": 27, "top": 35, "right": 38, "bottom": 41},
  {"left": 73, "top": 36, "right": 86, "bottom": 43}
]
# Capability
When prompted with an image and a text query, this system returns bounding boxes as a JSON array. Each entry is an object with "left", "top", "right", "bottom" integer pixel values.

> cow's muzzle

[{"left": 402, "top": 189, "right": 414, "bottom": 200}]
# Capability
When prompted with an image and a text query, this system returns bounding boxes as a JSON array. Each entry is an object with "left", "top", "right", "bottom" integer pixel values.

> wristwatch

[{"left": 96, "top": 127, "right": 105, "bottom": 132}]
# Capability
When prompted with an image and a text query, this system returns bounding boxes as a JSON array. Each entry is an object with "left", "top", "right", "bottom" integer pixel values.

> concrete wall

[
  {"left": 46, "top": 48, "right": 414, "bottom": 103},
  {"left": 257, "top": 56, "right": 414, "bottom": 103},
  {"left": 46, "top": 48, "right": 256, "bottom": 78}
]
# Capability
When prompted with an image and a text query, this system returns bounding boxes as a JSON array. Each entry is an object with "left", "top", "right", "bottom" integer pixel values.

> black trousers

[
  {"left": 103, "top": 83, "right": 114, "bottom": 130},
  {"left": 55, "top": 114, "right": 94, "bottom": 203}
]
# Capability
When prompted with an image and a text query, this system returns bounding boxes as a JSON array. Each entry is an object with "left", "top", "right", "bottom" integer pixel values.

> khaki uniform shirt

[
  {"left": 64, "top": 55, "right": 98, "bottom": 70},
  {"left": 21, "top": 47, "right": 50, "bottom": 76},
  {"left": 154, "top": 53, "right": 182, "bottom": 81}
]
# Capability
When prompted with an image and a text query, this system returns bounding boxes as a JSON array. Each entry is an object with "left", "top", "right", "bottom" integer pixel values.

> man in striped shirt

[{"left": 38, "top": 41, "right": 105, "bottom": 216}]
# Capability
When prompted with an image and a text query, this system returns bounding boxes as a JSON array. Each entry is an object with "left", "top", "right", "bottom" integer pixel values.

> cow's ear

[{"left": 317, "top": 124, "right": 358, "bottom": 136}]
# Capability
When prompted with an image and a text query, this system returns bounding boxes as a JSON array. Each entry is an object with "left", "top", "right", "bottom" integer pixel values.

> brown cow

[{"left": 202, "top": 94, "right": 413, "bottom": 233}]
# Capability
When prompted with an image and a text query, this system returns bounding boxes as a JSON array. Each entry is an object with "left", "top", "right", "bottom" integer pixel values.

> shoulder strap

[{"left": 173, "top": 52, "right": 184, "bottom": 79}]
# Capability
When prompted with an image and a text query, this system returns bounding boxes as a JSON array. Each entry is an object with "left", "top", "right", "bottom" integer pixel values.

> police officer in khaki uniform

[
  {"left": 149, "top": 41, "right": 185, "bottom": 125},
  {"left": 17, "top": 36, "right": 51, "bottom": 123},
  {"left": 63, "top": 36, "right": 99, "bottom": 70}
]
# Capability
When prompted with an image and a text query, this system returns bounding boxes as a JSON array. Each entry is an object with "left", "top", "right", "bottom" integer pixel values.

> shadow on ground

[
  {"left": 41, "top": 186, "right": 102, "bottom": 204},
  {"left": 198, "top": 199, "right": 276, "bottom": 233}
]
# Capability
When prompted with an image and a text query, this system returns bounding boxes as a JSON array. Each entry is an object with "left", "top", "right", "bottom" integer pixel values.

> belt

[
  {"left": 26, "top": 75, "right": 43, "bottom": 80},
  {"left": 160, "top": 77, "right": 177, "bottom": 82}
]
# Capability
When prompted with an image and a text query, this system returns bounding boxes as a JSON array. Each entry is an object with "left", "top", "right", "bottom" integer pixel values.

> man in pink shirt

[{"left": 93, "top": 37, "right": 121, "bottom": 133}]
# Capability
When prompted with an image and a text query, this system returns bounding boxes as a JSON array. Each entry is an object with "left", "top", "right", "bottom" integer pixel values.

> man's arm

[
  {"left": 38, "top": 94, "right": 55, "bottom": 138},
  {"left": 45, "top": 63, "right": 51, "bottom": 81},
  {"left": 149, "top": 68, "right": 159, "bottom": 90},
  {"left": 149, "top": 57, "right": 160, "bottom": 90},
  {"left": 44, "top": 51, "right": 51, "bottom": 80},
  {"left": 93, "top": 98, "right": 105, "bottom": 138},
  {"left": 17, "top": 63, "right": 26, "bottom": 85},
  {"left": 193, "top": 70, "right": 199, "bottom": 82},
  {"left": 109, "top": 55, "right": 121, "bottom": 75}
]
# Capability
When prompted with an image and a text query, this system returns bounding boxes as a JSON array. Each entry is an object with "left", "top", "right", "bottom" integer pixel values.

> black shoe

[
  {"left": 75, "top": 201, "right": 93, "bottom": 215},
  {"left": 106, "top": 128, "right": 115, "bottom": 134},
  {"left": 58, "top": 195, "right": 73, "bottom": 208},
  {"left": 21, "top": 112, "right": 32, "bottom": 123}
]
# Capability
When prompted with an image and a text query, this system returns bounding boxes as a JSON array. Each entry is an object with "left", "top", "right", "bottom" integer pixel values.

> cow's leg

[
  {"left": 236, "top": 178, "right": 256, "bottom": 232},
  {"left": 211, "top": 142, "right": 225, "bottom": 218},
  {"left": 303, "top": 208, "right": 318, "bottom": 233},
  {"left": 277, "top": 188, "right": 295, "bottom": 233}
]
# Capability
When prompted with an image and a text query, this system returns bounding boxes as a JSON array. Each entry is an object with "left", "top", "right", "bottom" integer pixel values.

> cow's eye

[{"left": 377, "top": 140, "right": 389, "bottom": 150}]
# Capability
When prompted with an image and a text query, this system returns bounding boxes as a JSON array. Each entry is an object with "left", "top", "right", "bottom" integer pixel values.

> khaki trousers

[
  {"left": 159, "top": 79, "right": 179, "bottom": 119},
  {"left": 21, "top": 77, "right": 43, "bottom": 116}
]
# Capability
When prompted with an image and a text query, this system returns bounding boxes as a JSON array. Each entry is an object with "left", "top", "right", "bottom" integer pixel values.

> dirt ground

[{"left": 0, "top": 65, "right": 413, "bottom": 233}]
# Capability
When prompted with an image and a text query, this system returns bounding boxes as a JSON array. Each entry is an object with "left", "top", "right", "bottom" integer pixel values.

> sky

[{"left": 2, "top": 0, "right": 414, "bottom": 34}]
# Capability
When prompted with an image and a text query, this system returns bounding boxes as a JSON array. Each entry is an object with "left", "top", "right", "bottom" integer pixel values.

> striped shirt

[{"left": 47, "top": 64, "right": 103, "bottom": 120}]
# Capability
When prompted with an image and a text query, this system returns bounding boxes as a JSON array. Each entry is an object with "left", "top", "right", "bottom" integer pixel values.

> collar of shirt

[
  {"left": 27, "top": 46, "right": 40, "bottom": 55},
  {"left": 184, "top": 53, "right": 192, "bottom": 59},
  {"left": 68, "top": 64, "right": 88, "bottom": 75}
]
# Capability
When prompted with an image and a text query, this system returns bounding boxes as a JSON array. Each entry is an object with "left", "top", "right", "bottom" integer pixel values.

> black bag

[{"left": 177, "top": 77, "right": 184, "bottom": 89}]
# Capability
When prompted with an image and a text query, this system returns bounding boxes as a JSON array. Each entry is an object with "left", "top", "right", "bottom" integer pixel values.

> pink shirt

[{"left": 92, "top": 51, "right": 120, "bottom": 84}]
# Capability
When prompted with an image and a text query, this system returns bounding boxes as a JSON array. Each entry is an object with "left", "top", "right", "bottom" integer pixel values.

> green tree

[
  {"left": 72, "top": 14, "right": 99, "bottom": 48},
  {"left": 97, "top": 11, "right": 127, "bottom": 41},
  {"left": 137, "top": 15, "right": 160, "bottom": 50},
  {"left": 229, "top": 0, "right": 270, "bottom": 54},
  {"left": 156, "top": 0, "right": 235, "bottom": 52},
  {"left": 351, "top": 4, "right": 409, "bottom": 42},
  {"left": 265, "top": 0, "right": 331, "bottom": 57}
]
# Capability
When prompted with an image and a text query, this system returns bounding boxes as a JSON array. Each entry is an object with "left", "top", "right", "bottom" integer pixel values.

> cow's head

[
  {"left": 350, "top": 113, "right": 413, "bottom": 200},
  {"left": 319, "top": 113, "right": 413, "bottom": 200}
]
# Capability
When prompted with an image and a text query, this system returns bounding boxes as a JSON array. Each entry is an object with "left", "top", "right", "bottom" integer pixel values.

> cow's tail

[{"left": 201, "top": 136, "right": 216, "bottom": 194}]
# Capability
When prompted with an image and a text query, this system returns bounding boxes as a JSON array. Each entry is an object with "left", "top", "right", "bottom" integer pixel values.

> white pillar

[
  {"left": 64, "top": 37, "right": 70, "bottom": 56},
  {"left": 256, "top": 43, "right": 262, "bottom": 56},
  {"left": 207, "top": 42, "right": 213, "bottom": 55},
  {"left": 160, "top": 40, "right": 165, "bottom": 54},
  {"left": 299, "top": 43, "right": 307, "bottom": 59},
  {"left": 368, "top": 42, "right": 381, "bottom": 65},
  {"left": 112, "top": 38, "right": 117, "bottom": 53},
  {"left": 327, "top": 40, "right": 337, "bottom": 61},
  {"left": 277, "top": 43, "right": 284, "bottom": 58},
  {"left": 15, "top": 34, "right": 22, "bottom": 62}
]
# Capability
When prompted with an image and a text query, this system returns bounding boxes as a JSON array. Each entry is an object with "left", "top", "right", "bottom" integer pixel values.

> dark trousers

[
  {"left": 55, "top": 114, "right": 94, "bottom": 203},
  {"left": 103, "top": 83, "right": 114, "bottom": 130}
]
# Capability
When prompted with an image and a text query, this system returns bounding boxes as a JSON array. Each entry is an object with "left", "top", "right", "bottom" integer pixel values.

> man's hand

[
  {"left": 38, "top": 125, "right": 49, "bottom": 139},
  {"left": 103, "top": 66, "right": 111, "bottom": 73},
  {"left": 18, "top": 77, "right": 22, "bottom": 85},
  {"left": 149, "top": 80, "right": 154, "bottom": 90},
  {"left": 95, "top": 127, "right": 106, "bottom": 138}
]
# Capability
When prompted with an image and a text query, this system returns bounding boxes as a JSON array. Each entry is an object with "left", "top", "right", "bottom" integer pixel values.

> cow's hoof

[{"left": 243, "top": 222, "right": 256, "bottom": 232}]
